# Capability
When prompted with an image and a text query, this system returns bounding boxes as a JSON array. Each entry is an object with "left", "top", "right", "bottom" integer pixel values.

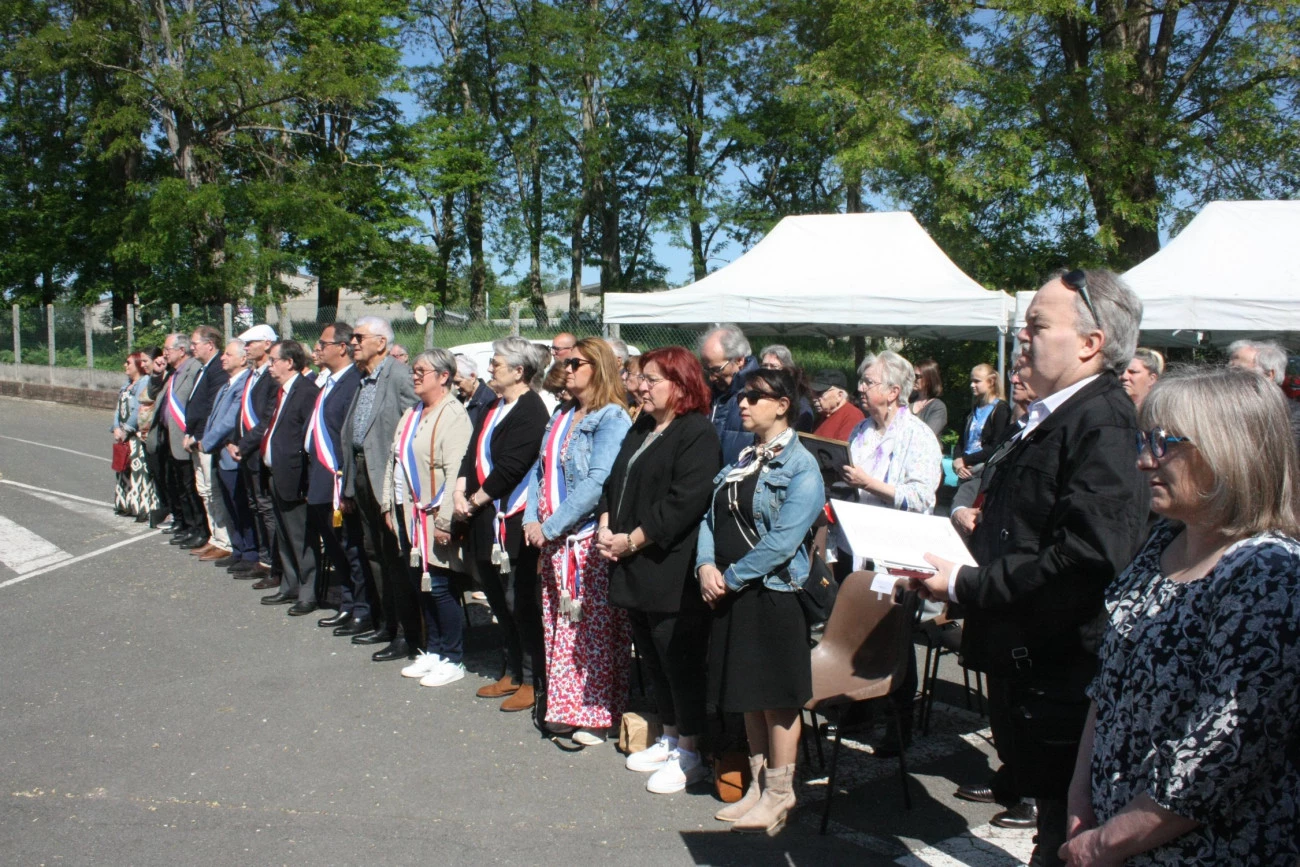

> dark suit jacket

[
  {"left": 237, "top": 364, "right": 279, "bottom": 472},
  {"left": 262, "top": 375, "right": 320, "bottom": 502},
  {"left": 602, "top": 412, "right": 721, "bottom": 613},
  {"left": 457, "top": 389, "right": 549, "bottom": 560},
  {"left": 307, "top": 366, "right": 361, "bottom": 506},
  {"left": 184, "top": 355, "right": 229, "bottom": 442},
  {"left": 955, "top": 372, "right": 1149, "bottom": 675},
  {"left": 464, "top": 381, "right": 497, "bottom": 429}
]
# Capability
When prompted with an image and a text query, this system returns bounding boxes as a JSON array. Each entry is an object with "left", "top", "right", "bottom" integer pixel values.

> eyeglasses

[
  {"left": 1062, "top": 269, "right": 1101, "bottom": 329},
  {"left": 860, "top": 377, "right": 883, "bottom": 391},
  {"left": 563, "top": 358, "right": 591, "bottom": 371},
  {"left": 703, "top": 360, "right": 733, "bottom": 376},
  {"left": 551, "top": 345, "right": 573, "bottom": 354},
  {"left": 639, "top": 374, "right": 664, "bottom": 387},
  {"left": 1135, "top": 427, "right": 1192, "bottom": 459},
  {"left": 739, "top": 389, "right": 776, "bottom": 405},
  {"left": 412, "top": 367, "right": 433, "bottom": 380}
]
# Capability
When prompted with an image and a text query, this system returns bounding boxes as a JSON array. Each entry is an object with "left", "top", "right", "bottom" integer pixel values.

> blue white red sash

[
  {"left": 240, "top": 370, "right": 261, "bottom": 433},
  {"left": 397, "top": 403, "right": 448, "bottom": 573},
  {"left": 540, "top": 408, "right": 577, "bottom": 519},
  {"left": 540, "top": 408, "right": 595, "bottom": 621},
  {"left": 309, "top": 384, "right": 342, "bottom": 511},
  {"left": 475, "top": 399, "right": 531, "bottom": 564},
  {"left": 163, "top": 374, "right": 186, "bottom": 430}
]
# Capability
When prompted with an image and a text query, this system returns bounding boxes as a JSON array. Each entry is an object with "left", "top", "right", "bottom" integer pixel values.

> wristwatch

[{"left": 625, "top": 534, "right": 638, "bottom": 554}]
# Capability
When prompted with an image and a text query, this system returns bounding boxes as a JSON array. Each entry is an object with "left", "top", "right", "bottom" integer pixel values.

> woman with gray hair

[
  {"left": 1119, "top": 347, "right": 1164, "bottom": 409},
  {"left": 759, "top": 343, "right": 815, "bottom": 432},
  {"left": 381, "top": 348, "right": 474, "bottom": 686},
  {"left": 1062, "top": 366, "right": 1300, "bottom": 865}
]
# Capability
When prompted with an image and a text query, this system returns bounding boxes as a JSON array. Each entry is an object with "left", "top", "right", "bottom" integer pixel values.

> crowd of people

[{"left": 105, "top": 270, "right": 1299, "bottom": 862}]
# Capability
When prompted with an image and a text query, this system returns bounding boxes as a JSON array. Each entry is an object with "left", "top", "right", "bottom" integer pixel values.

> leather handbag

[{"left": 111, "top": 441, "right": 131, "bottom": 472}]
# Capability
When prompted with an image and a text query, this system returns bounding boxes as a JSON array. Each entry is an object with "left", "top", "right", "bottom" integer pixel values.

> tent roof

[
  {"left": 1122, "top": 200, "right": 1300, "bottom": 347},
  {"left": 604, "top": 213, "right": 1012, "bottom": 340}
]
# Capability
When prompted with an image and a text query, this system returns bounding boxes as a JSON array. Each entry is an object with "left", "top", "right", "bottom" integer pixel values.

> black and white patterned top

[{"left": 1088, "top": 520, "right": 1300, "bottom": 865}]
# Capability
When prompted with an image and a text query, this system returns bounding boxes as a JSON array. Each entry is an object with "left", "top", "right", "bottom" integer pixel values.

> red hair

[
  {"left": 126, "top": 351, "right": 150, "bottom": 377},
  {"left": 640, "top": 346, "right": 710, "bottom": 416}
]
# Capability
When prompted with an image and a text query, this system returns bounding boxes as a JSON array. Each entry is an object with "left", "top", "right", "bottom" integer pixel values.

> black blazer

[
  {"left": 464, "top": 381, "right": 497, "bottom": 430},
  {"left": 237, "top": 365, "right": 279, "bottom": 471},
  {"left": 457, "top": 389, "right": 550, "bottom": 560},
  {"left": 184, "top": 355, "right": 230, "bottom": 441},
  {"left": 955, "top": 372, "right": 1149, "bottom": 675},
  {"left": 307, "top": 366, "right": 361, "bottom": 505},
  {"left": 262, "top": 375, "right": 320, "bottom": 502},
  {"left": 602, "top": 412, "right": 721, "bottom": 613},
  {"left": 957, "top": 399, "right": 1011, "bottom": 466}
]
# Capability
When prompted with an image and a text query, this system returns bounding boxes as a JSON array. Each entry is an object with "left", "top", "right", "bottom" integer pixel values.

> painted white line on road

[
  {"left": 0, "top": 434, "right": 110, "bottom": 463},
  {"left": 895, "top": 823, "right": 1034, "bottom": 866},
  {"left": 0, "top": 516, "right": 72, "bottom": 574},
  {"left": 0, "top": 479, "right": 117, "bottom": 509},
  {"left": 0, "top": 529, "right": 159, "bottom": 589},
  {"left": 0, "top": 480, "right": 147, "bottom": 533}
]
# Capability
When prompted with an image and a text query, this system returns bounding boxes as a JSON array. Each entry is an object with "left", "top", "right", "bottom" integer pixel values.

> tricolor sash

[
  {"left": 397, "top": 403, "right": 449, "bottom": 575},
  {"left": 163, "top": 375, "right": 186, "bottom": 430},
  {"left": 475, "top": 398, "right": 531, "bottom": 571},
  {"left": 240, "top": 370, "right": 260, "bottom": 434},
  {"left": 540, "top": 408, "right": 577, "bottom": 519},
  {"left": 540, "top": 408, "right": 594, "bottom": 620},
  {"left": 309, "top": 383, "right": 343, "bottom": 512}
]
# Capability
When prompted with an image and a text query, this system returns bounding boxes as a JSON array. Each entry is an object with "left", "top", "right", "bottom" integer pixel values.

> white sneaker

[
  {"left": 647, "top": 749, "right": 707, "bottom": 794},
  {"left": 571, "top": 727, "right": 607, "bottom": 746},
  {"left": 401, "top": 651, "right": 443, "bottom": 679},
  {"left": 626, "top": 735, "right": 678, "bottom": 772},
  {"left": 420, "top": 660, "right": 466, "bottom": 687}
]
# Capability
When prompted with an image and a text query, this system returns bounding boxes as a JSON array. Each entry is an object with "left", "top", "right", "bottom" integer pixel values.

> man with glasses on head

[
  {"left": 232, "top": 324, "right": 281, "bottom": 584},
  {"left": 181, "top": 325, "right": 232, "bottom": 558},
  {"left": 339, "top": 316, "right": 418, "bottom": 652},
  {"left": 914, "top": 268, "right": 1150, "bottom": 867},
  {"left": 698, "top": 323, "right": 759, "bottom": 464},
  {"left": 158, "top": 333, "right": 206, "bottom": 546}
]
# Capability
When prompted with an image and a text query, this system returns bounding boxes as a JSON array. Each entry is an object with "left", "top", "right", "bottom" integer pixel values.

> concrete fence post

[
  {"left": 510, "top": 302, "right": 521, "bottom": 338},
  {"left": 278, "top": 303, "right": 292, "bottom": 339},
  {"left": 606, "top": 322, "right": 620, "bottom": 340},
  {"left": 126, "top": 303, "right": 134, "bottom": 351},
  {"left": 11, "top": 304, "right": 19, "bottom": 365},
  {"left": 47, "top": 304, "right": 56, "bottom": 368},
  {"left": 223, "top": 303, "right": 233, "bottom": 342},
  {"left": 424, "top": 318, "right": 435, "bottom": 351},
  {"left": 84, "top": 306, "right": 94, "bottom": 370},
  {"left": 171, "top": 303, "right": 180, "bottom": 327}
]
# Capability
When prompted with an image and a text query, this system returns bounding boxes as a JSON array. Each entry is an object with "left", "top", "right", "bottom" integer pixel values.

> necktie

[{"left": 262, "top": 387, "right": 285, "bottom": 458}]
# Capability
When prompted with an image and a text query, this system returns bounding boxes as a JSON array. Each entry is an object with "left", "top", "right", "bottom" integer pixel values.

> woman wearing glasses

[
  {"left": 1061, "top": 366, "right": 1300, "bottom": 866},
  {"left": 696, "top": 368, "right": 824, "bottom": 835},
  {"left": 523, "top": 338, "right": 633, "bottom": 747}
]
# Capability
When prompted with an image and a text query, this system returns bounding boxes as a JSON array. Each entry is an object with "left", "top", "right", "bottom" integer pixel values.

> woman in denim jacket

[
  {"left": 524, "top": 337, "right": 633, "bottom": 747},
  {"left": 697, "top": 368, "right": 825, "bottom": 835}
]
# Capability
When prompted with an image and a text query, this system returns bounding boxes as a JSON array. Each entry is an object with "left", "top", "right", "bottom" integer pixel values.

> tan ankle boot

[
  {"left": 731, "top": 763, "right": 796, "bottom": 835},
  {"left": 714, "top": 755, "right": 765, "bottom": 822}
]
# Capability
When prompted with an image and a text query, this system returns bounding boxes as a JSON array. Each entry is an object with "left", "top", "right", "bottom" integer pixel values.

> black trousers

[
  {"left": 473, "top": 547, "right": 543, "bottom": 684},
  {"left": 143, "top": 446, "right": 168, "bottom": 516},
  {"left": 270, "top": 480, "right": 317, "bottom": 601},
  {"left": 352, "top": 451, "right": 406, "bottom": 635},
  {"left": 308, "top": 503, "right": 368, "bottom": 618},
  {"left": 243, "top": 461, "right": 278, "bottom": 569},
  {"left": 627, "top": 607, "right": 710, "bottom": 737},
  {"left": 167, "top": 454, "right": 204, "bottom": 533}
]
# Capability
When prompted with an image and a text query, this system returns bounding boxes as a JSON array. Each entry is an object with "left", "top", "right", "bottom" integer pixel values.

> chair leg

[
  {"left": 799, "top": 710, "right": 813, "bottom": 767},
  {"left": 921, "top": 647, "right": 942, "bottom": 736},
  {"left": 887, "top": 700, "right": 913, "bottom": 810},
  {"left": 810, "top": 709, "right": 825, "bottom": 769},
  {"left": 974, "top": 670, "right": 987, "bottom": 717},
  {"left": 820, "top": 722, "right": 844, "bottom": 835}
]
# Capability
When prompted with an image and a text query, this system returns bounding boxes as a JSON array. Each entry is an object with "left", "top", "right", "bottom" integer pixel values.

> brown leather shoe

[
  {"left": 189, "top": 543, "right": 216, "bottom": 557},
  {"left": 251, "top": 577, "right": 278, "bottom": 590},
  {"left": 476, "top": 675, "right": 521, "bottom": 699},
  {"left": 500, "top": 684, "right": 535, "bottom": 712},
  {"left": 199, "top": 547, "right": 232, "bottom": 561}
]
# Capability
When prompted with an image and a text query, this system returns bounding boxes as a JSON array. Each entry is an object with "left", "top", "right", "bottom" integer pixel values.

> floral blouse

[
  {"left": 1088, "top": 520, "right": 1300, "bottom": 865},
  {"left": 845, "top": 408, "right": 941, "bottom": 513}
]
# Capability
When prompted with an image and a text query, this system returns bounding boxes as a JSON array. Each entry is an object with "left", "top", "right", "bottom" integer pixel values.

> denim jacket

[
  {"left": 525, "top": 402, "right": 632, "bottom": 541},
  {"left": 696, "top": 435, "right": 825, "bottom": 592}
]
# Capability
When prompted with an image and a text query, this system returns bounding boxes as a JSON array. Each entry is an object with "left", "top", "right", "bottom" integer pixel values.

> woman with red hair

[
  {"left": 112, "top": 351, "right": 159, "bottom": 520},
  {"left": 596, "top": 346, "right": 721, "bottom": 794}
]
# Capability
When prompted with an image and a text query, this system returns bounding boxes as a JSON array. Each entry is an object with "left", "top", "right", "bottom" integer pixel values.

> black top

[
  {"left": 262, "top": 375, "right": 320, "bottom": 501},
  {"left": 603, "top": 412, "right": 720, "bottom": 612},
  {"left": 958, "top": 399, "right": 1011, "bottom": 466},
  {"left": 710, "top": 472, "right": 759, "bottom": 575},
  {"left": 185, "top": 355, "right": 230, "bottom": 440}
]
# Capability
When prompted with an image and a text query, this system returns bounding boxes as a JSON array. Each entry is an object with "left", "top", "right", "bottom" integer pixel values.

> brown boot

[
  {"left": 477, "top": 675, "right": 521, "bottom": 699},
  {"left": 714, "top": 754, "right": 765, "bottom": 822},
  {"left": 731, "top": 763, "right": 796, "bottom": 835},
  {"left": 499, "top": 684, "right": 535, "bottom": 712}
]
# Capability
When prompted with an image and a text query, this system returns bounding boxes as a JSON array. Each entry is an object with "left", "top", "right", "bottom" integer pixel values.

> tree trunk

[
  {"left": 569, "top": 204, "right": 585, "bottom": 319},
  {"left": 435, "top": 191, "right": 456, "bottom": 310},
  {"left": 317, "top": 273, "right": 339, "bottom": 317},
  {"left": 467, "top": 185, "right": 486, "bottom": 320},
  {"left": 846, "top": 176, "right": 863, "bottom": 213}
]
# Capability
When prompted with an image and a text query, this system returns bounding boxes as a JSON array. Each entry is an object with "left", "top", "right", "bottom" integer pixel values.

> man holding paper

[{"left": 914, "top": 269, "right": 1149, "bottom": 867}]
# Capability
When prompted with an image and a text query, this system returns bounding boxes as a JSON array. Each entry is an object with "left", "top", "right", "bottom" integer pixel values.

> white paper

[{"left": 830, "top": 499, "right": 978, "bottom": 575}]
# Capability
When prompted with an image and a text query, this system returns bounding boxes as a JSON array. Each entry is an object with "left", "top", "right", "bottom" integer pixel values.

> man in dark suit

[
  {"left": 698, "top": 324, "right": 759, "bottom": 465},
  {"left": 302, "top": 323, "right": 367, "bottom": 626},
  {"left": 259, "top": 339, "right": 321, "bottom": 608},
  {"left": 454, "top": 353, "right": 497, "bottom": 429},
  {"left": 159, "top": 333, "right": 204, "bottom": 546},
  {"left": 182, "top": 324, "right": 231, "bottom": 558},
  {"left": 339, "top": 316, "right": 417, "bottom": 655},
  {"left": 231, "top": 324, "right": 280, "bottom": 586},
  {"left": 917, "top": 269, "right": 1149, "bottom": 867}
]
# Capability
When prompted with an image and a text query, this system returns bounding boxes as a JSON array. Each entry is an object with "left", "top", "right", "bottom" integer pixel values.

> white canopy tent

[
  {"left": 1121, "top": 200, "right": 1300, "bottom": 348},
  {"left": 604, "top": 213, "right": 1013, "bottom": 342}
]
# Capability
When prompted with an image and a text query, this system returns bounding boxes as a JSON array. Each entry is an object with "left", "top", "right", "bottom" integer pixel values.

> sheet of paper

[{"left": 830, "top": 499, "right": 978, "bottom": 575}]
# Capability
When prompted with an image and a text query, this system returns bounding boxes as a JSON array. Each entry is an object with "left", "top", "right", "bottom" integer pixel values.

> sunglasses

[
  {"left": 1136, "top": 427, "right": 1192, "bottom": 459},
  {"left": 563, "top": 358, "right": 591, "bottom": 371},
  {"left": 739, "top": 389, "right": 776, "bottom": 405},
  {"left": 1062, "top": 269, "right": 1101, "bottom": 328}
]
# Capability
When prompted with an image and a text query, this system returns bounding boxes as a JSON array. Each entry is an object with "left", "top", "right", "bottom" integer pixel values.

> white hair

[
  {"left": 1068, "top": 269, "right": 1142, "bottom": 373},
  {"left": 353, "top": 315, "right": 394, "bottom": 343},
  {"left": 699, "top": 323, "right": 751, "bottom": 361},
  {"left": 1254, "top": 341, "right": 1288, "bottom": 386},
  {"left": 606, "top": 338, "right": 629, "bottom": 364},
  {"left": 455, "top": 353, "right": 478, "bottom": 378},
  {"left": 858, "top": 350, "right": 916, "bottom": 397}
]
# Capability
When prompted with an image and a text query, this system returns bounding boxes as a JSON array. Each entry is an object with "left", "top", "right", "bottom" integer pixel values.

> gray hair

[
  {"left": 491, "top": 337, "right": 541, "bottom": 382},
  {"left": 1254, "top": 341, "right": 1288, "bottom": 386},
  {"left": 759, "top": 344, "right": 795, "bottom": 370},
  {"left": 225, "top": 339, "right": 247, "bottom": 359},
  {"left": 1141, "top": 365, "right": 1299, "bottom": 537},
  {"left": 414, "top": 348, "right": 456, "bottom": 388},
  {"left": 699, "top": 323, "right": 751, "bottom": 361},
  {"left": 454, "top": 353, "right": 478, "bottom": 379},
  {"left": 166, "top": 332, "right": 191, "bottom": 353},
  {"left": 858, "top": 350, "right": 916, "bottom": 398},
  {"left": 353, "top": 315, "right": 395, "bottom": 343},
  {"left": 606, "top": 337, "right": 629, "bottom": 364},
  {"left": 1066, "top": 269, "right": 1142, "bottom": 373},
  {"left": 1131, "top": 347, "right": 1165, "bottom": 377}
]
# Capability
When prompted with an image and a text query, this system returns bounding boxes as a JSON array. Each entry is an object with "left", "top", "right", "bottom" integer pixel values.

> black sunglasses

[
  {"left": 1062, "top": 269, "right": 1101, "bottom": 328},
  {"left": 1136, "top": 427, "right": 1192, "bottom": 459},
  {"left": 739, "top": 389, "right": 776, "bottom": 405},
  {"left": 563, "top": 358, "right": 591, "bottom": 371}
]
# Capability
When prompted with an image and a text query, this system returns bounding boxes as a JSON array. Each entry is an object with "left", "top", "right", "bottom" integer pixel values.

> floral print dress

[
  {"left": 537, "top": 426, "right": 631, "bottom": 730},
  {"left": 1088, "top": 520, "right": 1300, "bottom": 865}
]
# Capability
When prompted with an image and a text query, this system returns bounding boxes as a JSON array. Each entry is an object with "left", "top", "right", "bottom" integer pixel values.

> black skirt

[{"left": 708, "top": 584, "right": 811, "bottom": 713}]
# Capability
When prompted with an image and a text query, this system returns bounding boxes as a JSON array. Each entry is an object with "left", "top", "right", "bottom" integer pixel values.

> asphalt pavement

[{"left": 0, "top": 395, "right": 1030, "bottom": 866}]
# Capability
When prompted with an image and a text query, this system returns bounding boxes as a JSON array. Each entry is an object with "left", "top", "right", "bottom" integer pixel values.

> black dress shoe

[
  {"left": 336, "top": 617, "right": 373, "bottom": 636},
  {"left": 179, "top": 535, "right": 211, "bottom": 550},
  {"left": 955, "top": 784, "right": 997, "bottom": 804},
  {"left": 251, "top": 577, "right": 278, "bottom": 590},
  {"left": 228, "top": 561, "right": 256, "bottom": 574},
  {"left": 168, "top": 531, "right": 195, "bottom": 545},
  {"left": 371, "top": 639, "right": 413, "bottom": 662},
  {"left": 318, "top": 611, "right": 352, "bottom": 628},
  {"left": 260, "top": 592, "right": 295, "bottom": 605},
  {"left": 991, "top": 801, "right": 1038, "bottom": 829},
  {"left": 135, "top": 513, "right": 149, "bottom": 523},
  {"left": 351, "top": 629, "right": 392, "bottom": 646},
  {"left": 212, "top": 555, "right": 239, "bottom": 568},
  {"left": 287, "top": 601, "right": 318, "bottom": 616}
]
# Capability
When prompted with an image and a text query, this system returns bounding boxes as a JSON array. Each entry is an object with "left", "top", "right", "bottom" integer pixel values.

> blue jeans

[{"left": 417, "top": 566, "right": 464, "bottom": 664}]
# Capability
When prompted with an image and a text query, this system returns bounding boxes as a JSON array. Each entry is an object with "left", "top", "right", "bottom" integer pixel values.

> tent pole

[{"left": 997, "top": 328, "right": 1006, "bottom": 383}]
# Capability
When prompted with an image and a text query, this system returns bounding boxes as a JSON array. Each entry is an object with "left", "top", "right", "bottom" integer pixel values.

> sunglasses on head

[
  {"left": 1135, "top": 427, "right": 1192, "bottom": 459},
  {"left": 1062, "top": 268, "right": 1101, "bottom": 327}
]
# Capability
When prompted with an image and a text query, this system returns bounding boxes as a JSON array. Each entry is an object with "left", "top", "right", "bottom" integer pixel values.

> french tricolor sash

[
  {"left": 163, "top": 374, "right": 186, "bottom": 430},
  {"left": 540, "top": 408, "right": 577, "bottom": 519},
  {"left": 240, "top": 370, "right": 260, "bottom": 433},
  {"left": 475, "top": 399, "right": 531, "bottom": 571},
  {"left": 398, "top": 403, "right": 448, "bottom": 575},
  {"left": 309, "top": 384, "right": 342, "bottom": 512},
  {"left": 540, "top": 408, "right": 593, "bottom": 621}
]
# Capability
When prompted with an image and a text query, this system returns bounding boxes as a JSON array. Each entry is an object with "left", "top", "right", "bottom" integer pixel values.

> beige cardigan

[{"left": 381, "top": 391, "right": 472, "bottom": 570}]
